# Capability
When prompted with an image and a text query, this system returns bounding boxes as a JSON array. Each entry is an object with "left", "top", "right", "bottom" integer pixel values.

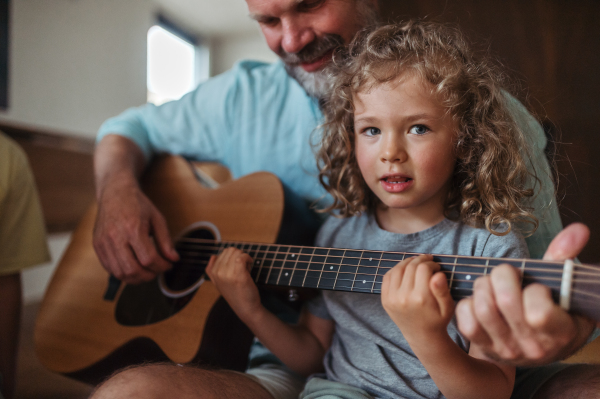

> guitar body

[{"left": 34, "top": 156, "right": 319, "bottom": 383}]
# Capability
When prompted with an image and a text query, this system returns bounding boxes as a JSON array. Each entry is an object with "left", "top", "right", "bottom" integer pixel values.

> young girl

[{"left": 207, "top": 21, "right": 538, "bottom": 399}]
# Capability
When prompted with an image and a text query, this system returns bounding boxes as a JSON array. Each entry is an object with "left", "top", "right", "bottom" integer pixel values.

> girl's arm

[
  {"left": 381, "top": 255, "right": 515, "bottom": 399},
  {"left": 206, "top": 247, "right": 335, "bottom": 376}
]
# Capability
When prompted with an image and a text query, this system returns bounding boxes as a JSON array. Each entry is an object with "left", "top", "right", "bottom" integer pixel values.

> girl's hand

[
  {"left": 205, "top": 247, "right": 262, "bottom": 320},
  {"left": 381, "top": 254, "right": 455, "bottom": 343}
]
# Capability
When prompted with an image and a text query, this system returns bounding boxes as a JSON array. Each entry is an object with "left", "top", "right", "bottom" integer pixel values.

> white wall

[
  {"left": 0, "top": 0, "right": 155, "bottom": 137},
  {"left": 210, "top": 31, "right": 277, "bottom": 76},
  {"left": 0, "top": 0, "right": 277, "bottom": 139}
]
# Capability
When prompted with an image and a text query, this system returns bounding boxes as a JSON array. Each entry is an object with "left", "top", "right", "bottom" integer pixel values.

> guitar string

[
  {"left": 164, "top": 259, "right": 600, "bottom": 301},
  {"left": 173, "top": 242, "right": 600, "bottom": 278},
  {"left": 167, "top": 256, "right": 600, "bottom": 300},
  {"left": 176, "top": 237, "right": 600, "bottom": 272}
]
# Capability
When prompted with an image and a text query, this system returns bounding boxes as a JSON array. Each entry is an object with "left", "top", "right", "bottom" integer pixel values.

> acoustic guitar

[{"left": 35, "top": 156, "right": 600, "bottom": 383}]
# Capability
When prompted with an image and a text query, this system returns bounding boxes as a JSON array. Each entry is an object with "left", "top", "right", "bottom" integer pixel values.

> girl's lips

[
  {"left": 300, "top": 50, "right": 334, "bottom": 72},
  {"left": 380, "top": 177, "right": 413, "bottom": 193}
]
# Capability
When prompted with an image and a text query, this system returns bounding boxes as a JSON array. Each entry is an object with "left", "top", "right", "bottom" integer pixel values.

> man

[
  {"left": 90, "top": 0, "right": 599, "bottom": 397},
  {"left": 0, "top": 132, "right": 51, "bottom": 399}
]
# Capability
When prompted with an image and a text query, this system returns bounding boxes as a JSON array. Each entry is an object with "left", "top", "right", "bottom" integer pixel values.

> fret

[
  {"left": 246, "top": 243, "right": 259, "bottom": 261},
  {"left": 269, "top": 246, "right": 290, "bottom": 285},
  {"left": 315, "top": 248, "right": 330, "bottom": 289},
  {"left": 289, "top": 247, "right": 314, "bottom": 288},
  {"left": 334, "top": 250, "right": 362, "bottom": 291},
  {"left": 373, "top": 257, "right": 382, "bottom": 293},
  {"left": 263, "top": 245, "right": 279, "bottom": 284},
  {"left": 266, "top": 245, "right": 290, "bottom": 286},
  {"left": 373, "top": 252, "right": 405, "bottom": 293},
  {"left": 450, "top": 257, "right": 487, "bottom": 297},
  {"left": 484, "top": 258, "right": 490, "bottom": 275},
  {"left": 304, "top": 248, "right": 327, "bottom": 289},
  {"left": 329, "top": 249, "right": 345, "bottom": 290},
  {"left": 352, "top": 251, "right": 382, "bottom": 293},
  {"left": 279, "top": 247, "right": 301, "bottom": 286},
  {"left": 448, "top": 256, "right": 457, "bottom": 289},
  {"left": 251, "top": 244, "right": 270, "bottom": 282},
  {"left": 257, "top": 245, "right": 278, "bottom": 284}
]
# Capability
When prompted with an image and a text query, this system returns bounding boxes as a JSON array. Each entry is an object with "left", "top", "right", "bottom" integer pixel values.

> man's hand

[
  {"left": 456, "top": 223, "right": 595, "bottom": 366},
  {"left": 93, "top": 135, "right": 179, "bottom": 284}
]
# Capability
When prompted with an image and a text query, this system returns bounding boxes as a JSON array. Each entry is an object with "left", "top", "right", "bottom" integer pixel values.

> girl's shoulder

[{"left": 462, "top": 223, "right": 530, "bottom": 259}]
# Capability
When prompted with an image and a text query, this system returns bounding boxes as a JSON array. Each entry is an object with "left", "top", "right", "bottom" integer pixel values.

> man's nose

[{"left": 281, "top": 17, "right": 315, "bottom": 54}]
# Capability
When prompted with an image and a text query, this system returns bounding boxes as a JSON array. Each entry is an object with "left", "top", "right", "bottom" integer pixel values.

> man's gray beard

[
  {"left": 282, "top": 0, "right": 380, "bottom": 99},
  {"left": 284, "top": 63, "right": 331, "bottom": 99}
]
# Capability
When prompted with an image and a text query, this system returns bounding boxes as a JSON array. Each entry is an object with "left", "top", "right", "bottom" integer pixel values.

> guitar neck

[{"left": 177, "top": 238, "right": 600, "bottom": 322}]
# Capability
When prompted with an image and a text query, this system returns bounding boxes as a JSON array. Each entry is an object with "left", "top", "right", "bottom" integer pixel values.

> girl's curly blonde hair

[{"left": 317, "top": 20, "right": 538, "bottom": 236}]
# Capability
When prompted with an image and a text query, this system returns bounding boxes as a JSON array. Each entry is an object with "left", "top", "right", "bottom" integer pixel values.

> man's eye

[
  {"left": 299, "top": 0, "right": 325, "bottom": 11},
  {"left": 364, "top": 127, "right": 381, "bottom": 136},
  {"left": 409, "top": 125, "right": 429, "bottom": 135},
  {"left": 260, "top": 17, "right": 279, "bottom": 26}
]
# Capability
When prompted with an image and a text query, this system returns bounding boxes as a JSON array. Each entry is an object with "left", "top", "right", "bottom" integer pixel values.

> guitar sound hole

[
  {"left": 114, "top": 227, "right": 216, "bottom": 327},
  {"left": 164, "top": 228, "right": 215, "bottom": 292}
]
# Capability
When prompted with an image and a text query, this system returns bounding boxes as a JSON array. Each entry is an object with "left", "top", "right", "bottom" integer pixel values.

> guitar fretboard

[{"left": 173, "top": 238, "right": 600, "bottom": 322}]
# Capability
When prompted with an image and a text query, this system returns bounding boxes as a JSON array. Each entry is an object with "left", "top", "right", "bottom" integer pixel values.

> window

[{"left": 147, "top": 21, "right": 209, "bottom": 105}]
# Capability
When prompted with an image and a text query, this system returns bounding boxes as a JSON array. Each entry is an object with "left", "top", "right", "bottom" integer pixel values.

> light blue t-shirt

[{"left": 97, "top": 60, "right": 562, "bottom": 258}]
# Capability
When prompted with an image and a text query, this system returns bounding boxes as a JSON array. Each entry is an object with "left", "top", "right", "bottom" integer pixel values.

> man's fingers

[
  {"left": 151, "top": 211, "right": 179, "bottom": 262},
  {"left": 131, "top": 231, "right": 172, "bottom": 274},
  {"left": 117, "top": 245, "right": 156, "bottom": 284},
  {"left": 472, "top": 273, "right": 520, "bottom": 359},
  {"left": 543, "top": 222, "right": 589, "bottom": 261},
  {"left": 521, "top": 284, "right": 576, "bottom": 355},
  {"left": 456, "top": 297, "right": 490, "bottom": 343}
]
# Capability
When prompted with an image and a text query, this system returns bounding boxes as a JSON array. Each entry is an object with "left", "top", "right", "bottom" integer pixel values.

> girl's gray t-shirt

[{"left": 307, "top": 214, "right": 529, "bottom": 399}]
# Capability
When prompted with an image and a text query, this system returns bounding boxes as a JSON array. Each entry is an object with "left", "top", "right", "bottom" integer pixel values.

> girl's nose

[{"left": 380, "top": 139, "right": 407, "bottom": 163}]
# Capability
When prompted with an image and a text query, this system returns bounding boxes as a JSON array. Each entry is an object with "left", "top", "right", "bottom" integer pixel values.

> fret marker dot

[
  {"left": 255, "top": 261, "right": 259, "bottom": 264},
  {"left": 291, "top": 254, "right": 295, "bottom": 258},
  {"left": 363, "top": 280, "right": 366, "bottom": 284},
  {"left": 330, "top": 266, "right": 334, "bottom": 270},
  {"left": 369, "top": 258, "right": 372, "bottom": 261},
  {"left": 466, "top": 275, "right": 471, "bottom": 280},
  {"left": 285, "top": 273, "right": 288, "bottom": 276}
]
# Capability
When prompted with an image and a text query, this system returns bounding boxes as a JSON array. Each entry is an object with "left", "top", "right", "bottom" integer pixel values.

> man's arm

[
  {"left": 456, "top": 223, "right": 596, "bottom": 366},
  {"left": 93, "top": 134, "right": 179, "bottom": 284}
]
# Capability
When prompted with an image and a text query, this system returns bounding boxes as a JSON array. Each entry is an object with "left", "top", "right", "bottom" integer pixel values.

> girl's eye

[
  {"left": 363, "top": 127, "right": 381, "bottom": 136},
  {"left": 409, "top": 125, "right": 429, "bottom": 135}
]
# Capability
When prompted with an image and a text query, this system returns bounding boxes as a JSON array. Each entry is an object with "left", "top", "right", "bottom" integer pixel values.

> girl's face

[{"left": 353, "top": 74, "right": 458, "bottom": 231}]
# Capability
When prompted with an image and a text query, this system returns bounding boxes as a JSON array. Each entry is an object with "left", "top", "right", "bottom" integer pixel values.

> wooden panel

[
  {"left": 381, "top": 0, "right": 600, "bottom": 263},
  {"left": 1, "top": 122, "right": 95, "bottom": 233}
]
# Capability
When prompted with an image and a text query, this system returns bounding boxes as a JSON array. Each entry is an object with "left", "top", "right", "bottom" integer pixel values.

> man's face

[{"left": 246, "top": 0, "right": 379, "bottom": 98}]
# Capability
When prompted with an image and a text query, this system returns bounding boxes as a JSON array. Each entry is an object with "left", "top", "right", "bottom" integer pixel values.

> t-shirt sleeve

[{"left": 0, "top": 135, "right": 51, "bottom": 274}]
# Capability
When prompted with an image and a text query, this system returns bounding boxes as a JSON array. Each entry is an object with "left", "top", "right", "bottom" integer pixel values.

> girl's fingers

[
  {"left": 206, "top": 255, "right": 217, "bottom": 276},
  {"left": 399, "top": 255, "right": 433, "bottom": 292},
  {"left": 430, "top": 271, "right": 453, "bottom": 316}
]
